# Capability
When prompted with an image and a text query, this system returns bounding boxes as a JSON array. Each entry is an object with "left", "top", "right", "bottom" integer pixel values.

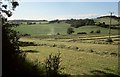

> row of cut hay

[{"left": 20, "top": 41, "right": 118, "bottom": 57}]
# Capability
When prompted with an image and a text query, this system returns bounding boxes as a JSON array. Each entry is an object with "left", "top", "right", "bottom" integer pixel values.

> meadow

[
  {"left": 13, "top": 17, "right": 119, "bottom": 76},
  {"left": 13, "top": 22, "right": 118, "bottom": 36},
  {"left": 21, "top": 46, "right": 118, "bottom": 75}
]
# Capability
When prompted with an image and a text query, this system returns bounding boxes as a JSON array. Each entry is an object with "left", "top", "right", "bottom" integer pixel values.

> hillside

[
  {"left": 12, "top": 15, "right": 119, "bottom": 36},
  {"left": 94, "top": 16, "right": 119, "bottom": 25},
  {"left": 13, "top": 23, "right": 118, "bottom": 36},
  {"left": 97, "top": 16, "right": 120, "bottom": 20},
  {"left": 13, "top": 23, "right": 70, "bottom": 36}
]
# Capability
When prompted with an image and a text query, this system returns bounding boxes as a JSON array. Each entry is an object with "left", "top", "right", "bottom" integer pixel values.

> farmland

[
  {"left": 19, "top": 35, "right": 119, "bottom": 75},
  {"left": 21, "top": 46, "right": 118, "bottom": 75},
  {"left": 13, "top": 23, "right": 118, "bottom": 36},
  {"left": 13, "top": 23, "right": 70, "bottom": 36},
  {"left": 12, "top": 17, "right": 120, "bottom": 76}
]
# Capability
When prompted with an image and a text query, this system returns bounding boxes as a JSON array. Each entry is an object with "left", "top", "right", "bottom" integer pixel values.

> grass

[
  {"left": 14, "top": 18, "right": 119, "bottom": 75},
  {"left": 74, "top": 25, "right": 118, "bottom": 35},
  {"left": 20, "top": 46, "right": 118, "bottom": 75},
  {"left": 19, "top": 36, "right": 119, "bottom": 75},
  {"left": 94, "top": 17, "right": 119, "bottom": 25},
  {"left": 13, "top": 23, "right": 70, "bottom": 36},
  {"left": 19, "top": 37, "right": 118, "bottom": 54},
  {"left": 13, "top": 22, "right": 118, "bottom": 36}
]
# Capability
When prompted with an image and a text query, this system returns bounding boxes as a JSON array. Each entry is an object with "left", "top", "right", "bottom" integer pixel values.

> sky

[{"left": 8, "top": 1, "right": 119, "bottom": 21}]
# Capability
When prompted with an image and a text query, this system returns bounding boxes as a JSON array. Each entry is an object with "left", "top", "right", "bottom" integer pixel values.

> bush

[
  {"left": 90, "top": 31, "right": 94, "bottom": 33},
  {"left": 67, "top": 27, "right": 74, "bottom": 35},
  {"left": 106, "top": 38, "right": 113, "bottom": 42},
  {"left": 96, "top": 30, "right": 101, "bottom": 33},
  {"left": 90, "top": 49, "right": 94, "bottom": 53},
  {"left": 45, "top": 51, "right": 62, "bottom": 77},
  {"left": 57, "top": 33, "right": 60, "bottom": 35},
  {"left": 22, "top": 33, "right": 31, "bottom": 36},
  {"left": 77, "top": 32, "right": 87, "bottom": 34},
  {"left": 110, "top": 52, "right": 117, "bottom": 56},
  {"left": 18, "top": 41, "right": 37, "bottom": 46}
]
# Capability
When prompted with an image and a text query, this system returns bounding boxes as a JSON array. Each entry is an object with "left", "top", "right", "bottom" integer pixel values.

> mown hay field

[
  {"left": 19, "top": 37, "right": 119, "bottom": 75},
  {"left": 20, "top": 46, "right": 118, "bottom": 75}
]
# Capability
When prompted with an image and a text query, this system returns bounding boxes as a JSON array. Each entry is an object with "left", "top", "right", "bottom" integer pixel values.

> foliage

[
  {"left": 27, "top": 22, "right": 36, "bottom": 25},
  {"left": 49, "top": 19, "right": 60, "bottom": 23},
  {"left": 96, "top": 30, "right": 101, "bottom": 34},
  {"left": 1, "top": 0, "right": 45, "bottom": 77},
  {"left": 106, "top": 37, "right": 113, "bottom": 42},
  {"left": 1, "top": 0, "right": 20, "bottom": 55},
  {"left": 96, "top": 22, "right": 109, "bottom": 28},
  {"left": 13, "top": 23, "right": 118, "bottom": 36},
  {"left": 45, "top": 51, "right": 62, "bottom": 77},
  {"left": 66, "top": 18, "right": 95, "bottom": 28},
  {"left": 77, "top": 32, "right": 87, "bottom": 34},
  {"left": 21, "top": 46, "right": 118, "bottom": 75},
  {"left": 90, "top": 30, "right": 94, "bottom": 33},
  {"left": 57, "top": 33, "right": 60, "bottom": 35},
  {"left": 95, "top": 16, "right": 119, "bottom": 26},
  {"left": 67, "top": 27, "right": 74, "bottom": 34}
]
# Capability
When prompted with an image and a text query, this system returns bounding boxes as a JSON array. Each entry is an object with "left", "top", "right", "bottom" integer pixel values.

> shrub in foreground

[{"left": 45, "top": 51, "right": 62, "bottom": 77}]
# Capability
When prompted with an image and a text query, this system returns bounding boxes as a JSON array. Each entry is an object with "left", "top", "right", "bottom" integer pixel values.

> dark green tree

[
  {"left": 1, "top": 1, "right": 45, "bottom": 77},
  {"left": 67, "top": 27, "right": 74, "bottom": 34}
]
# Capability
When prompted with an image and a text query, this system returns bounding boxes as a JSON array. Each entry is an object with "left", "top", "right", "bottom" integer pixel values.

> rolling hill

[
  {"left": 94, "top": 15, "right": 119, "bottom": 25},
  {"left": 12, "top": 15, "right": 119, "bottom": 36}
]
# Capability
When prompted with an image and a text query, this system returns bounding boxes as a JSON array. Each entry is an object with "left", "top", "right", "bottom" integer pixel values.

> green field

[
  {"left": 19, "top": 37, "right": 118, "bottom": 75},
  {"left": 13, "top": 23, "right": 70, "bottom": 36},
  {"left": 94, "top": 17, "right": 119, "bottom": 25},
  {"left": 13, "top": 22, "right": 118, "bottom": 36},
  {"left": 13, "top": 18, "right": 119, "bottom": 76}
]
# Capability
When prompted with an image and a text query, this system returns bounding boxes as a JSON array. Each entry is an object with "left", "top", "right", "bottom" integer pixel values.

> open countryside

[
  {"left": 2, "top": 1, "right": 120, "bottom": 76},
  {"left": 11, "top": 16, "right": 120, "bottom": 76}
]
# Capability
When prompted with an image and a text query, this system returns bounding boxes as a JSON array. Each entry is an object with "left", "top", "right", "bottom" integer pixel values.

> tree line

[{"left": 66, "top": 19, "right": 95, "bottom": 28}]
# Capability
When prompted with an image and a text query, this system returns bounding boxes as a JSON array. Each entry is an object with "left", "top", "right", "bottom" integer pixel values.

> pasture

[
  {"left": 19, "top": 34, "right": 119, "bottom": 75},
  {"left": 21, "top": 46, "right": 118, "bottom": 75},
  {"left": 94, "top": 17, "right": 119, "bottom": 25},
  {"left": 13, "top": 18, "right": 119, "bottom": 76},
  {"left": 13, "top": 23, "right": 70, "bottom": 36},
  {"left": 13, "top": 22, "right": 118, "bottom": 36}
]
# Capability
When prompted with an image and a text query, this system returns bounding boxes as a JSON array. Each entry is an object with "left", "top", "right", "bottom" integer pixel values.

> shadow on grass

[
  {"left": 3, "top": 52, "right": 46, "bottom": 77},
  {"left": 89, "top": 70, "right": 120, "bottom": 77},
  {"left": 23, "top": 50, "right": 39, "bottom": 53},
  {"left": 64, "top": 69, "right": 120, "bottom": 77}
]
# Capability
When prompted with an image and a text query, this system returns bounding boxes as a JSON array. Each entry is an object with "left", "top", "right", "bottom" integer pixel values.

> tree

[
  {"left": 1, "top": 0, "right": 21, "bottom": 76},
  {"left": 96, "top": 30, "right": 101, "bottom": 34},
  {"left": 90, "top": 30, "right": 94, "bottom": 33},
  {"left": 2, "top": 1, "right": 44, "bottom": 77},
  {"left": 67, "top": 27, "right": 74, "bottom": 34},
  {"left": 84, "top": 19, "right": 95, "bottom": 25}
]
